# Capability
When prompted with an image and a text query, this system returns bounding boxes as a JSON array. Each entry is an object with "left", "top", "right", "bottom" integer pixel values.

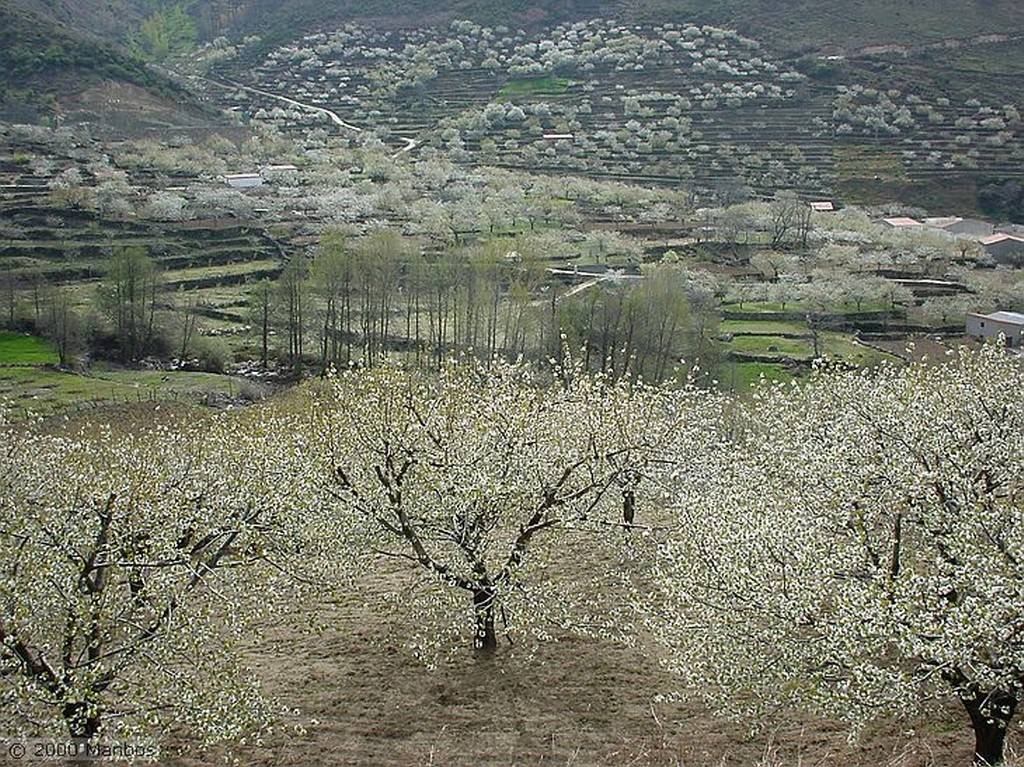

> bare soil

[
  {"left": 159, "top": 562, "right": 1001, "bottom": 767},
  {"left": 865, "top": 336, "right": 982, "bottom": 363},
  {"left": 64, "top": 81, "right": 247, "bottom": 142}
]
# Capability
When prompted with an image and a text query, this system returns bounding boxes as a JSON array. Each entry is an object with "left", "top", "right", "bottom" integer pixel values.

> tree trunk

[
  {"left": 961, "top": 688, "right": 1016, "bottom": 765},
  {"left": 63, "top": 699, "right": 101, "bottom": 741},
  {"left": 473, "top": 587, "right": 497, "bottom": 654},
  {"left": 63, "top": 698, "right": 102, "bottom": 767}
]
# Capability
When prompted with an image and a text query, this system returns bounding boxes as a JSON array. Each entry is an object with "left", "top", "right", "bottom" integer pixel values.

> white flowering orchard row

[
  {"left": 4, "top": 346, "right": 1023, "bottom": 764},
  {"left": 0, "top": 356, "right": 689, "bottom": 745},
  {"left": 650, "top": 343, "right": 1024, "bottom": 766},
  {"left": 0, "top": 409, "right": 339, "bottom": 743}
]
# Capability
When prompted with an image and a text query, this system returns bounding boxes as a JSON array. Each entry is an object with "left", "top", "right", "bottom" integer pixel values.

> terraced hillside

[
  {"left": 204, "top": 18, "right": 1024, "bottom": 213},
  {"left": 0, "top": 142, "right": 284, "bottom": 336}
]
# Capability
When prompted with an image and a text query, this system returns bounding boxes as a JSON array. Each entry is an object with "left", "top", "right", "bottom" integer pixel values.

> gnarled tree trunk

[
  {"left": 63, "top": 699, "right": 101, "bottom": 741},
  {"left": 472, "top": 587, "right": 497, "bottom": 654},
  {"left": 960, "top": 687, "right": 1016, "bottom": 766}
]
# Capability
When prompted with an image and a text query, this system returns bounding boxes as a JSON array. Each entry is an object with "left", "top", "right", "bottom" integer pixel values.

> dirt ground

[
  {"left": 64, "top": 81, "right": 247, "bottom": 143},
  {"left": 26, "top": 404, "right": 1009, "bottom": 767},
  {"left": 863, "top": 336, "right": 982, "bottom": 364},
  {"left": 158, "top": 564, "right": 1001, "bottom": 767}
]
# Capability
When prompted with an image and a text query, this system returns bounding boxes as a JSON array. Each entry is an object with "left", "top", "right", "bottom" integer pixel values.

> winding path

[
  {"left": 530, "top": 271, "right": 644, "bottom": 307},
  {"left": 845, "top": 32, "right": 1022, "bottom": 59},
  {"left": 196, "top": 75, "right": 419, "bottom": 156}
]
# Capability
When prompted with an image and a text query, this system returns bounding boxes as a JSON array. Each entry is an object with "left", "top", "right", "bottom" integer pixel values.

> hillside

[
  {"left": 0, "top": 1, "right": 184, "bottom": 124},
  {"left": 189, "top": 4, "right": 1023, "bottom": 215},
  {"left": 624, "top": 0, "right": 1024, "bottom": 52},
  {"left": 2, "top": 0, "right": 1023, "bottom": 201},
  {"left": 0, "top": 2, "right": 150, "bottom": 91},
  {"left": 0, "top": 0, "right": 257, "bottom": 138},
  {"left": 2, "top": 0, "right": 148, "bottom": 44},
  {"left": 10, "top": 0, "right": 1024, "bottom": 55},
  {"left": 4, "top": 0, "right": 1021, "bottom": 124},
  {"left": 227, "top": 0, "right": 1024, "bottom": 50}
]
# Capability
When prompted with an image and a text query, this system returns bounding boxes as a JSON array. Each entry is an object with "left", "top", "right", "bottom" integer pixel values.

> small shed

[
  {"left": 261, "top": 164, "right": 299, "bottom": 181},
  {"left": 923, "top": 217, "right": 994, "bottom": 238},
  {"left": 882, "top": 216, "right": 922, "bottom": 228},
  {"left": 225, "top": 173, "right": 263, "bottom": 189},
  {"left": 980, "top": 233, "right": 1024, "bottom": 265},
  {"left": 966, "top": 310, "right": 1024, "bottom": 347},
  {"left": 809, "top": 201, "right": 835, "bottom": 213}
]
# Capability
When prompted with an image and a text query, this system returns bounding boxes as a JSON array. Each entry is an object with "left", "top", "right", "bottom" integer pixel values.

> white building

[
  {"left": 882, "top": 216, "right": 922, "bottom": 229},
  {"left": 980, "top": 233, "right": 1024, "bottom": 265},
  {"left": 261, "top": 164, "right": 299, "bottom": 181},
  {"left": 923, "top": 217, "right": 994, "bottom": 238},
  {"left": 966, "top": 311, "right": 1024, "bottom": 347},
  {"left": 225, "top": 173, "right": 263, "bottom": 189}
]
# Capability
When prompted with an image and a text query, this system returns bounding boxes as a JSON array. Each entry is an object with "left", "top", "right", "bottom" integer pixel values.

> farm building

[
  {"left": 966, "top": 311, "right": 1024, "bottom": 347},
  {"left": 261, "top": 164, "right": 299, "bottom": 181},
  {"left": 923, "top": 217, "right": 995, "bottom": 238},
  {"left": 547, "top": 263, "right": 643, "bottom": 284},
  {"left": 225, "top": 173, "right": 263, "bottom": 189},
  {"left": 882, "top": 217, "right": 922, "bottom": 228},
  {"left": 979, "top": 233, "right": 1024, "bottom": 265},
  {"left": 809, "top": 201, "right": 835, "bottom": 212}
]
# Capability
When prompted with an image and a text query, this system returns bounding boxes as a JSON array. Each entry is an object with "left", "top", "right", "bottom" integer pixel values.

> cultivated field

[{"left": 154, "top": 559, "right": 990, "bottom": 767}]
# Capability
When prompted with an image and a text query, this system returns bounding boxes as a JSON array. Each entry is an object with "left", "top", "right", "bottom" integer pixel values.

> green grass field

[
  {"left": 718, "top": 360, "right": 796, "bottom": 391},
  {"left": 0, "top": 332, "right": 59, "bottom": 364},
  {"left": 720, "top": 319, "right": 808, "bottom": 334},
  {"left": 716, "top": 304, "right": 898, "bottom": 393},
  {"left": 0, "top": 365, "right": 262, "bottom": 418},
  {"left": 727, "top": 334, "right": 811, "bottom": 357}
]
